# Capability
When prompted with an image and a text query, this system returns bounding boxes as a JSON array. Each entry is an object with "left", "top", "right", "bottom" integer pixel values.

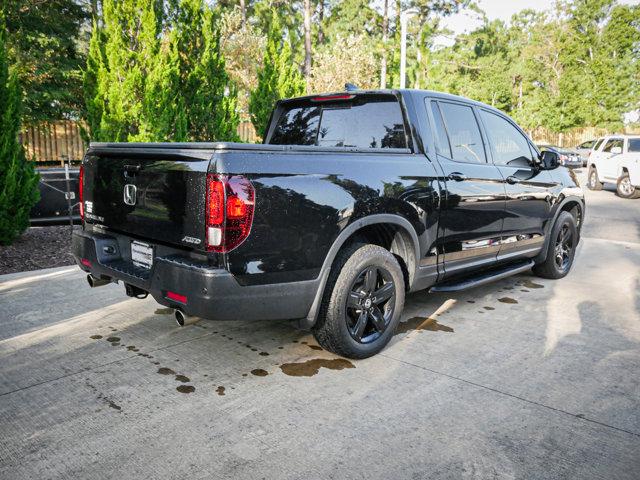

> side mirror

[
  {"left": 539, "top": 150, "right": 560, "bottom": 170},
  {"left": 611, "top": 146, "right": 622, "bottom": 155}
]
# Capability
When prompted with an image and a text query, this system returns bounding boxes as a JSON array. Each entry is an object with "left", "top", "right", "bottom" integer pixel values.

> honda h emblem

[{"left": 123, "top": 184, "right": 137, "bottom": 206}]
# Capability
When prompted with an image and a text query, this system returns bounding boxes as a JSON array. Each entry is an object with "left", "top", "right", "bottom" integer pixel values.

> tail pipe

[
  {"left": 175, "top": 310, "right": 200, "bottom": 327},
  {"left": 87, "top": 274, "right": 110, "bottom": 288}
]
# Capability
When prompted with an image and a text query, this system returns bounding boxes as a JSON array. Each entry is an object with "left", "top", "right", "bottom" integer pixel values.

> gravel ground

[{"left": 0, "top": 226, "right": 76, "bottom": 275}]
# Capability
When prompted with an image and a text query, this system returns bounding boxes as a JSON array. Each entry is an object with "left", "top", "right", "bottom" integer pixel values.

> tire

[
  {"left": 616, "top": 172, "right": 640, "bottom": 199},
  {"left": 312, "top": 243, "right": 405, "bottom": 359},
  {"left": 587, "top": 166, "right": 603, "bottom": 190},
  {"left": 533, "top": 211, "right": 578, "bottom": 279}
]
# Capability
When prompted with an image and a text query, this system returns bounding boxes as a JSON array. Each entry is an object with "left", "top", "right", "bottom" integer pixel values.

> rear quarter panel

[{"left": 212, "top": 149, "right": 441, "bottom": 286}]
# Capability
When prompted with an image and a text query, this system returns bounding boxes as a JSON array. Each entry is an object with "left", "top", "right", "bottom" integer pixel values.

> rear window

[
  {"left": 628, "top": 139, "right": 640, "bottom": 152},
  {"left": 268, "top": 96, "right": 408, "bottom": 149}
]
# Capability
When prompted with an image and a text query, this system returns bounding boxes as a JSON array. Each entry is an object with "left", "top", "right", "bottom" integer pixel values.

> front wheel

[
  {"left": 312, "top": 243, "right": 405, "bottom": 359},
  {"left": 616, "top": 173, "right": 640, "bottom": 199},
  {"left": 533, "top": 211, "right": 578, "bottom": 279},
  {"left": 587, "top": 166, "right": 603, "bottom": 190}
]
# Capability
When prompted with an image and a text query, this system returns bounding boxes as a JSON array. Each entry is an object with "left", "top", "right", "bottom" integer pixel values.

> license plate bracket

[{"left": 131, "top": 241, "right": 154, "bottom": 269}]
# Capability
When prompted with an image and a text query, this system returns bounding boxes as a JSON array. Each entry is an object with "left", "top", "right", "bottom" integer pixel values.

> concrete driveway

[{"left": 1, "top": 170, "right": 639, "bottom": 480}]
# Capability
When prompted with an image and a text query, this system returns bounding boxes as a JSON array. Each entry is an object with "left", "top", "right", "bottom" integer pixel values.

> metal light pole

[{"left": 400, "top": 8, "right": 420, "bottom": 89}]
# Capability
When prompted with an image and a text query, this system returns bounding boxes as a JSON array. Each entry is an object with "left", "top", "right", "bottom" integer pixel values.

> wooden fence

[
  {"left": 529, "top": 126, "right": 640, "bottom": 148},
  {"left": 20, "top": 121, "right": 259, "bottom": 163},
  {"left": 20, "top": 121, "right": 87, "bottom": 165},
  {"left": 20, "top": 120, "right": 637, "bottom": 163}
]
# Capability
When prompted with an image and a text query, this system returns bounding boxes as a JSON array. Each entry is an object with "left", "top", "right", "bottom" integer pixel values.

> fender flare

[
  {"left": 299, "top": 214, "right": 421, "bottom": 329},
  {"left": 535, "top": 195, "right": 585, "bottom": 264}
]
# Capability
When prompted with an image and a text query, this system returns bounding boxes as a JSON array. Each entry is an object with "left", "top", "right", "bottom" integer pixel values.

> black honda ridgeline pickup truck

[{"left": 73, "top": 89, "right": 584, "bottom": 358}]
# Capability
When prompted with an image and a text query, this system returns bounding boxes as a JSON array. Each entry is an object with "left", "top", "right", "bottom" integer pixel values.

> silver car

[{"left": 575, "top": 139, "right": 597, "bottom": 167}]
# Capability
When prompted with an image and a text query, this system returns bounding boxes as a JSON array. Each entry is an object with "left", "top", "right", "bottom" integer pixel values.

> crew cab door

[
  {"left": 477, "top": 109, "right": 553, "bottom": 260},
  {"left": 427, "top": 99, "right": 506, "bottom": 278}
]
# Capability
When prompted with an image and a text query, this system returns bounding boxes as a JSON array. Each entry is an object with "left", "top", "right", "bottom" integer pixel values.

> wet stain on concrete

[
  {"left": 155, "top": 308, "right": 173, "bottom": 315},
  {"left": 90, "top": 335, "right": 103, "bottom": 340},
  {"left": 308, "top": 345, "right": 323, "bottom": 351},
  {"left": 498, "top": 297, "right": 518, "bottom": 304},
  {"left": 175, "top": 375, "right": 190, "bottom": 383},
  {"left": 251, "top": 369, "right": 269, "bottom": 377},
  {"left": 106, "top": 336, "right": 120, "bottom": 343},
  {"left": 280, "top": 358, "right": 355, "bottom": 377},
  {"left": 157, "top": 367, "right": 176, "bottom": 375},
  {"left": 520, "top": 280, "right": 544, "bottom": 289},
  {"left": 110, "top": 343, "right": 120, "bottom": 347},
  {"left": 242, "top": 373, "right": 248, "bottom": 377},
  {"left": 466, "top": 300, "right": 476, "bottom": 304},
  {"left": 216, "top": 386, "right": 225, "bottom": 396},
  {"left": 395, "top": 316, "right": 454, "bottom": 334},
  {"left": 176, "top": 385, "right": 195, "bottom": 394},
  {"left": 483, "top": 306, "right": 495, "bottom": 311},
  {"left": 259, "top": 352, "right": 269, "bottom": 356},
  {"left": 126, "top": 345, "right": 136, "bottom": 351},
  {"left": 107, "top": 400, "right": 122, "bottom": 411},
  {"left": 520, "top": 289, "right": 530, "bottom": 293}
]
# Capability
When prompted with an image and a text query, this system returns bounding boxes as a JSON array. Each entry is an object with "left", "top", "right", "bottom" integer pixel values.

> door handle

[
  {"left": 506, "top": 175, "right": 521, "bottom": 184},
  {"left": 448, "top": 172, "right": 467, "bottom": 182}
]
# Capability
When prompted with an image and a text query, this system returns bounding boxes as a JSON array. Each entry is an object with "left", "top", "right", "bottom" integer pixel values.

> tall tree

[
  {"left": 0, "top": 10, "right": 39, "bottom": 245},
  {"left": 249, "top": 11, "right": 305, "bottom": 136},
  {"left": 84, "top": 0, "right": 239, "bottom": 142},
  {"left": 5, "top": 0, "right": 88, "bottom": 123}
]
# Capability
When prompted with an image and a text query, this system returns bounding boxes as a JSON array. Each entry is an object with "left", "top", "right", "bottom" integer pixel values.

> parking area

[{"left": 1, "top": 170, "right": 639, "bottom": 480}]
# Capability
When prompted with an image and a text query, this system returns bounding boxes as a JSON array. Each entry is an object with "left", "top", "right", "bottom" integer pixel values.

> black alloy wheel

[
  {"left": 346, "top": 266, "right": 396, "bottom": 344},
  {"left": 553, "top": 223, "right": 574, "bottom": 274}
]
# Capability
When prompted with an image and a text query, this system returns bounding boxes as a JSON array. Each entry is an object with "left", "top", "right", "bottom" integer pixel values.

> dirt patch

[{"left": 0, "top": 226, "right": 77, "bottom": 275}]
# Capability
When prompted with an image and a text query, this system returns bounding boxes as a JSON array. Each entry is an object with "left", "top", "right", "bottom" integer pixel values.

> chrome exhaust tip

[
  {"left": 175, "top": 310, "right": 200, "bottom": 327},
  {"left": 87, "top": 274, "right": 110, "bottom": 288}
]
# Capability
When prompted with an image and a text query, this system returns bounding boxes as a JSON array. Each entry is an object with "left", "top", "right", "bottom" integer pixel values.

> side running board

[{"left": 429, "top": 260, "right": 535, "bottom": 293}]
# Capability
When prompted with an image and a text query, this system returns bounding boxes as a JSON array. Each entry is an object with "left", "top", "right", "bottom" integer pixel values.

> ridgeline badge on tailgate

[{"left": 123, "top": 184, "right": 137, "bottom": 205}]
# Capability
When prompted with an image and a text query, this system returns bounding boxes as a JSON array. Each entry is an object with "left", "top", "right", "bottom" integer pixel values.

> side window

[
  {"left": 437, "top": 102, "right": 486, "bottom": 163},
  {"left": 602, "top": 139, "right": 623, "bottom": 153},
  {"left": 580, "top": 140, "right": 595, "bottom": 149},
  {"left": 479, "top": 110, "right": 534, "bottom": 166},
  {"left": 429, "top": 101, "right": 452, "bottom": 158},
  {"left": 628, "top": 139, "right": 640, "bottom": 153}
]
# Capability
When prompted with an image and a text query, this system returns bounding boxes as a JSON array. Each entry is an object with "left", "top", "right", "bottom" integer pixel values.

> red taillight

[
  {"left": 78, "top": 165, "right": 84, "bottom": 221},
  {"left": 166, "top": 291, "right": 187, "bottom": 304},
  {"left": 205, "top": 174, "right": 255, "bottom": 253},
  {"left": 206, "top": 176, "right": 225, "bottom": 225},
  {"left": 81, "top": 258, "right": 91, "bottom": 268}
]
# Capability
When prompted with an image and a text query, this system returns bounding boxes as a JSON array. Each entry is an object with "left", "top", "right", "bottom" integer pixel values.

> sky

[{"left": 438, "top": 0, "right": 639, "bottom": 45}]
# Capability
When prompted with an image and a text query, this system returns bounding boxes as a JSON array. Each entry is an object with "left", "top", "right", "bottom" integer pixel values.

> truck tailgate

[{"left": 83, "top": 147, "right": 211, "bottom": 249}]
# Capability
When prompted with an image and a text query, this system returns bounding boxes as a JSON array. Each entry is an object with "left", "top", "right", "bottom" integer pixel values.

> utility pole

[{"left": 399, "top": 8, "right": 419, "bottom": 89}]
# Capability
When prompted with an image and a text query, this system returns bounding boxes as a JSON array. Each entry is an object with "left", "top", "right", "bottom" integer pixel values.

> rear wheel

[
  {"left": 312, "top": 243, "right": 405, "bottom": 359},
  {"left": 616, "top": 173, "right": 640, "bottom": 199},
  {"left": 533, "top": 211, "right": 577, "bottom": 279},
  {"left": 587, "top": 166, "right": 603, "bottom": 190}
]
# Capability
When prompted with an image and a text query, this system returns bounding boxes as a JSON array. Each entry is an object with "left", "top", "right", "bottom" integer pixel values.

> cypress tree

[
  {"left": 249, "top": 11, "right": 305, "bottom": 137},
  {"left": 84, "top": 0, "right": 239, "bottom": 143},
  {"left": 0, "top": 10, "right": 39, "bottom": 245},
  {"left": 171, "top": 0, "right": 239, "bottom": 142},
  {"left": 83, "top": 0, "right": 162, "bottom": 142}
]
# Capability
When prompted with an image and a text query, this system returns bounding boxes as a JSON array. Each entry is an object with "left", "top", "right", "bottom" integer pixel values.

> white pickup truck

[{"left": 587, "top": 135, "right": 640, "bottom": 199}]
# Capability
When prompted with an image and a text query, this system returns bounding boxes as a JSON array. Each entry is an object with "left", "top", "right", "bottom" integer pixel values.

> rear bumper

[{"left": 72, "top": 229, "right": 319, "bottom": 321}]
